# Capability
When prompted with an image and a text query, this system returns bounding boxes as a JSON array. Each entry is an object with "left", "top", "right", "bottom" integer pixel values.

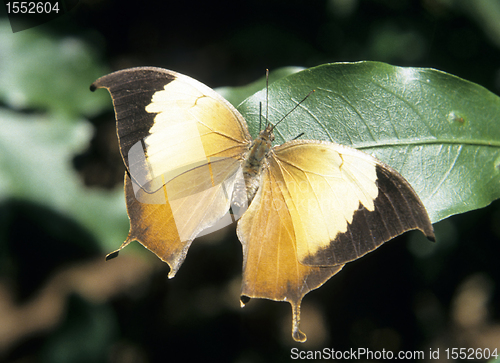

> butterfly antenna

[
  {"left": 270, "top": 89, "right": 315, "bottom": 131},
  {"left": 292, "top": 132, "right": 305, "bottom": 140},
  {"left": 259, "top": 102, "right": 262, "bottom": 131},
  {"left": 266, "top": 69, "right": 270, "bottom": 127}
]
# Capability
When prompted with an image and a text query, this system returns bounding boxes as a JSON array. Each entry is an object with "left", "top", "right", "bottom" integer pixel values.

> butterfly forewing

[
  {"left": 92, "top": 67, "right": 252, "bottom": 276},
  {"left": 91, "top": 67, "right": 252, "bottom": 194},
  {"left": 269, "top": 140, "right": 435, "bottom": 267}
]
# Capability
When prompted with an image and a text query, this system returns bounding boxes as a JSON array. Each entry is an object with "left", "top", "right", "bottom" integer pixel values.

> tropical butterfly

[{"left": 90, "top": 67, "right": 434, "bottom": 342}]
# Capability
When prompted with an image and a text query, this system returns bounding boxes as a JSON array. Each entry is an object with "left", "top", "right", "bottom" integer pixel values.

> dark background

[{"left": 1, "top": 0, "right": 500, "bottom": 362}]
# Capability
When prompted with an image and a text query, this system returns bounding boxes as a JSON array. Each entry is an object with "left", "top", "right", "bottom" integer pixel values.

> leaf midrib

[{"left": 355, "top": 137, "right": 500, "bottom": 150}]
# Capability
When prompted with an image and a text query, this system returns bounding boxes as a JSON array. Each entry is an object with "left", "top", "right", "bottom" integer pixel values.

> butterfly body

[
  {"left": 242, "top": 124, "right": 274, "bottom": 203},
  {"left": 91, "top": 66, "right": 434, "bottom": 342}
]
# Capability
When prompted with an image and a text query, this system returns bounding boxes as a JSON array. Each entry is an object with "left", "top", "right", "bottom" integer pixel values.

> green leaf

[
  {"left": 237, "top": 61, "right": 500, "bottom": 224},
  {"left": 215, "top": 66, "right": 304, "bottom": 107}
]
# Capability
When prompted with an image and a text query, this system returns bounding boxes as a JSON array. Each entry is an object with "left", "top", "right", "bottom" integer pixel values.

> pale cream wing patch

[
  {"left": 270, "top": 140, "right": 378, "bottom": 263},
  {"left": 141, "top": 73, "right": 252, "bottom": 193}
]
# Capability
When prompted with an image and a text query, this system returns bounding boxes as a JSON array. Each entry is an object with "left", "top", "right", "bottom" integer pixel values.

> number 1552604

[{"left": 5, "top": 2, "right": 60, "bottom": 14}]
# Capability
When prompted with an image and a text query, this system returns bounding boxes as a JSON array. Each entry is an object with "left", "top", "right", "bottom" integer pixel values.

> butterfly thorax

[{"left": 242, "top": 124, "right": 274, "bottom": 203}]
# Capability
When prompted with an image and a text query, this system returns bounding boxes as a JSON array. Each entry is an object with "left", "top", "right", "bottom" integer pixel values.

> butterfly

[{"left": 90, "top": 67, "right": 435, "bottom": 342}]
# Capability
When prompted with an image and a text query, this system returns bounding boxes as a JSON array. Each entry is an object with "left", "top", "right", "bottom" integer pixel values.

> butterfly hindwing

[
  {"left": 237, "top": 139, "right": 433, "bottom": 341},
  {"left": 236, "top": 166, "right": 343, "bottom": 342},
  {"left": 122, "top": 164, "right": 240, "bottom": 277}
]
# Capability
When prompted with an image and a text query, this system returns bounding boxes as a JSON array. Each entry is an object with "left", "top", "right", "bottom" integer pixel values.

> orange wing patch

[{"left": 114, "top": 174, "right": 186, "bottom": 278}]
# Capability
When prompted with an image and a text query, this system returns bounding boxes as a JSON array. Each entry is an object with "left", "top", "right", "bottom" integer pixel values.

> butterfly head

[{"left": 259, "top": 123, "right": 275, "bottom": 145}]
